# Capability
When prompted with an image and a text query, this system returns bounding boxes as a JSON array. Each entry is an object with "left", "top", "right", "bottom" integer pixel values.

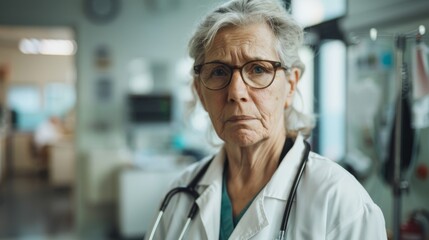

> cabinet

[{"left": 118, "top": 168, "right": 181, "bottom": 238}]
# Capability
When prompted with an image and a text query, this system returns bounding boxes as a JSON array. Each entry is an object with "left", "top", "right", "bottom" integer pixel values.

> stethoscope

[{"left": 148, "top": 140, "right": 311, "bottom": 240}]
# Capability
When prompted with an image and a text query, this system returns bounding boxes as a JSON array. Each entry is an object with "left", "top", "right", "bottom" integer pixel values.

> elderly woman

[{"left": 148, "top": 0, "right": 387, "bottom": 239}]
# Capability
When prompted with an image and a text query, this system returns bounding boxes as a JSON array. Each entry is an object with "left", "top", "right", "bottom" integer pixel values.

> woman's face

[{"left": 194, "top": 22, "right": 300, "bottom": 147}]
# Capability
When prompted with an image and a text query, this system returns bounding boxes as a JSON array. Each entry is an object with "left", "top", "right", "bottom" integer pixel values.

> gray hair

[{"left": 188, "top": 0, "right": 315, "bottom": 138}]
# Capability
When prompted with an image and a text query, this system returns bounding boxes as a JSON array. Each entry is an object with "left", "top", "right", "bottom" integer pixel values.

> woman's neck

[{"left": 224, "top": 133, "right": 286, "bottom": 185}]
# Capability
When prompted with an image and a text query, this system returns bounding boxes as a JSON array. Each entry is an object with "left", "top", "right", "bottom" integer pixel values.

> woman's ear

[
  {"left": 193, "top": 79, "right": 208, "bottom": 111},
  {"left": 285, "top": 68, "right": 301, "bottom": 108}
]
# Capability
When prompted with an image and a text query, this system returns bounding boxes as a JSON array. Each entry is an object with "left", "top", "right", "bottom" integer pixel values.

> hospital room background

[{"left": 0, "top": 0, "right": 428, "bottom": 239}]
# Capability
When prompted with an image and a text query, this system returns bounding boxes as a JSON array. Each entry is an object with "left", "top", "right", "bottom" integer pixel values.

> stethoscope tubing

[
  {"left": 148, "top": 159, "right": 213, "bottom": 240},
  {"left": 277, "top": 141, "right": 310, "bottom": 240},
  {"left": 147, "top": 187, "right": 200, "bottom": 240}
]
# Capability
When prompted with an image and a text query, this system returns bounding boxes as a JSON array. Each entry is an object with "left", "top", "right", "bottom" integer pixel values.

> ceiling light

[{"left": 19, "top": 38, "right": 76, "bottom": 56}]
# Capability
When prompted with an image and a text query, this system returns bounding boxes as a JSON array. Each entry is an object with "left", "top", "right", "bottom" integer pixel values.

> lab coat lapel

[
  {"left": 195, "top": 150, "right": 225, "bottom": 239},
  {"left": 265, "top": 134, "right": 306, "bottom": 200},
  {"left": 229, "top": 194, "right": 269, "bottom": 239}
]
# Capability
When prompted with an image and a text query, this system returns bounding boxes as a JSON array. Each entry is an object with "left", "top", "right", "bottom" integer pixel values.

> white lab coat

[{"left": 148, "top": 135, "right": 387, "bottom": 239}]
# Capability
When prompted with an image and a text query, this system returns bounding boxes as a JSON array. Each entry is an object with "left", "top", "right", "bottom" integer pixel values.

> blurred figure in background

[{"left": 33, "top": 116, "right": 66, "bottom": 171}]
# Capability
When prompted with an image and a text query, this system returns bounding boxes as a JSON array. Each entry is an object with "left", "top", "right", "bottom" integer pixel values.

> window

[
  {"left": 292, "top": 0, "right": 346, "bottom": 27},
  {"left": 318, "top": 40, "right": 346, "bottom": 161},
  {"left": 7, "top": 83, "right": 75, "bottom": 131},
  {"left": 44, "top": 82, "right": 76, "bottom": 116},
  {"left": 7, "top": 85, "right": 43, "bottom": 131}
]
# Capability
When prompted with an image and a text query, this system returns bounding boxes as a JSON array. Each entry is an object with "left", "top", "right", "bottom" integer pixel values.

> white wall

[{"left": 75, "top": 0, "right": 223, "bottom": 151}]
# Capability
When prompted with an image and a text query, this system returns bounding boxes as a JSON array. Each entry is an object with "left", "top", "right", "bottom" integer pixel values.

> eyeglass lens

[{"left": 199, "top": 60, "right": 278, "bottom": 90}]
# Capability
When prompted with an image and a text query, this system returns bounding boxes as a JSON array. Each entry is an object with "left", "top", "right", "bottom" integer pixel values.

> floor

[{"left": 0, "top": 172, "right": 76, "bottom": 240}]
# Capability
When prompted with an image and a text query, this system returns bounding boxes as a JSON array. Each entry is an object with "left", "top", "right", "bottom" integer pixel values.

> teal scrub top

[{"left": 219, "top": 166, "right": 254, "bottom": 240}]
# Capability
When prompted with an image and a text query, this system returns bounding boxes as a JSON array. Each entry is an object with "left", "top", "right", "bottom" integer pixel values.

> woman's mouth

[{"left": 226, "top": 115, "right": 256, "bottom": 122}]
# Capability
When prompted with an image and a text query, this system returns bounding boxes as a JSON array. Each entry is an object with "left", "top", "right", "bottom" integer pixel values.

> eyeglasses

[{"left": 193, "top": 60, "right": 290, "bottom": 90}]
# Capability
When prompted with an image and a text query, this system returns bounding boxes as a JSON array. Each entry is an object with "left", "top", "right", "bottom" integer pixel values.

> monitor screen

[{"left": 128, "top": 94, "right": 172, "bottom": 123}]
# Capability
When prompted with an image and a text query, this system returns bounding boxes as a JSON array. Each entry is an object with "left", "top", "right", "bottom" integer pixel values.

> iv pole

[
  {"left": 392, "top": 34, "right": 407, "bottom": 240},
  {"left": 363, "top": 25, "right": 427, "bottom": 240},
  {"left": 391, "top": 26, "right": 426, "bottom": 240}
]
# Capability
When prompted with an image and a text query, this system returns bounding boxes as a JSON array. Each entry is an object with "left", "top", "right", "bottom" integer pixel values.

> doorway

[{"left": 0, "top": 25, "right": 77, "bottom": 239}]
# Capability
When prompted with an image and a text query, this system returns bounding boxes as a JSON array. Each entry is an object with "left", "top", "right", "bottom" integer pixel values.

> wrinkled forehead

[{"left": 204, "top": 22, "right": 279, "bottom": 63}]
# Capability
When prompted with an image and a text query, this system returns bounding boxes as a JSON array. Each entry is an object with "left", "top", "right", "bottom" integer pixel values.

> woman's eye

[
  {"left": 252, "top": 65, "right": 267, "bottom": 74},
  {"left": 211, "top": 68, "right": 228, "bottom": 77}
]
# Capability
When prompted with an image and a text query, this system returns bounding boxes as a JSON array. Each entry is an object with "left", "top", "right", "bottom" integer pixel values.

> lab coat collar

[
  {"left": 264, "top": 134, "right": 306, "bottom": 200},
  {"left": 194, "top": 150, "right": 225, "bottom": 239},
  {"left": 198, "top": 150, "right": 225, "bottom": 187}
]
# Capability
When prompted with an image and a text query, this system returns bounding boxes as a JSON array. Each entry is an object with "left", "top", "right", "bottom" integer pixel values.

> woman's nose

[{"left": 227, "top": 70, "right": 250, "bottom": 102}]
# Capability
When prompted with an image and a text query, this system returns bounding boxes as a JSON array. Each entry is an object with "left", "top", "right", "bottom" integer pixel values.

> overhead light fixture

[
  {"left": 19, "top": 38, "right": 76, "bottom": 56},
  {"left": 419, "top": 25, "right": 426, "bottom": 36},
  {"left": 370, "top": 28, "right": 377, "bottom": 41}
]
